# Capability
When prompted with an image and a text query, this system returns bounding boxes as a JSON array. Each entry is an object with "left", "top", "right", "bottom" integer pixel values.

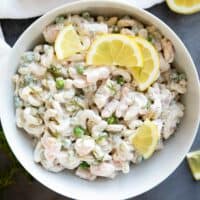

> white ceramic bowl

[{"left": 0, "top": 0, "right": 200, "bottom": 199}]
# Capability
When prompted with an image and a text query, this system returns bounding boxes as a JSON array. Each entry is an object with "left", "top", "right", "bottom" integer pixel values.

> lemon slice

[
  {"left": 55, "top": 25, "right": 83, "bottom": 60},
  {"left": 130, "top": 37, "right": 160, "bottom": 91},
  {"left": 86, "top": 34, "right": 143, "bottom": 67},
  {"left": 166, "top": 0, "right": 200, "bottom": 14},
  {"left": 187, "top": 150, "right": 200, "bottom": 180},
  {"left": 131, "top": 120, "right": 159, "bottom": 159}
]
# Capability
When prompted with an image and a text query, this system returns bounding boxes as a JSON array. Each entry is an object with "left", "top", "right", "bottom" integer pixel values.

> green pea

[
  {"left": 73, "top": 126, "right": 85, "bottom": 137},
  {"left": 56, "top": 78, "right": 64, "bottom": 89},
  {"left": 107, "top": 116, "right": 117, "bottom": 124},
  {"left": 79, "top": 161, "right": 90, "bottom": 169},
  {"left": 116, "top": 76, "right": 125, "bottom": 85},
  {"left": 147, "top": 35, "right": 153, "bottom": 43},
  {"left": 76, "top": 65, "right": 85, "bottom": 75}
]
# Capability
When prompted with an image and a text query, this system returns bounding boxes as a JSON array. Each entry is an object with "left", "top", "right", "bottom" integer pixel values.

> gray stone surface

[{"left": 0, "top": 2, "right": 199, "bottom": 200}]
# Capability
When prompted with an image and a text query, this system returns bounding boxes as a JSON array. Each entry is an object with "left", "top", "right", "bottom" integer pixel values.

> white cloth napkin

[
  {"left": 0, "top": 0, "right": 164, "bottom": 18},
  {"left": 0, "top": 0, "right": 164, "bottom": 60}
]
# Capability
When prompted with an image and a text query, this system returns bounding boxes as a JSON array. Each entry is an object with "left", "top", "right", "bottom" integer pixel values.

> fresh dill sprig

[
  {"left": 0, "top": 167, "right": 17, "bottom": 190},
  {"left": 107, "top": 82, "right": 117, "bottom": 95},
  {"left": 69, "top": 97, "right": 84, "bottom": 110},
  {"left": 0, "top": 126, "right": 33, "bottom": 191},
  {"left": 145, "top": 99, "right": 152, "bottom": 110}
]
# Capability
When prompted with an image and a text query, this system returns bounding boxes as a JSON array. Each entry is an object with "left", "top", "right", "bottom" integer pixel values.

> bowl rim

[{"left": 1, "top": 0, "right": 200, "bottom": 199}]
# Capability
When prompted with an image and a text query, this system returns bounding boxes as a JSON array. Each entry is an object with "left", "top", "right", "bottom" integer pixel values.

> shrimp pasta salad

[{"left": 13, "top": 13, "right": 187, "bottom": 180}]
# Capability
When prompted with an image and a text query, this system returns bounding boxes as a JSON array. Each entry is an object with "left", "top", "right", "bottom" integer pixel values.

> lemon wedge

[
  {"left": 187, "top": 150, "right": 200, "bottom": 180},
  {"left": 86, "top": 34, "right": 143, "bottom": 67},
  {"left": 55, "top": 25, "right": 83, "bottom": 60},
  {"left": 130, "top": 37, "right": 160, "bottom": 91},
  {"left": 166, "top": 0, "right": 200, "bottom": 14},
  {"left": 131, "top": 120, "right": 159, "bottom": 159}
]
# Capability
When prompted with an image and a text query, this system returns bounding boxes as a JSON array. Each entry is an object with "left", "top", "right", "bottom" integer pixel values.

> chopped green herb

[
  {"left": 107, "top": 82, "right": 117, "bottom": 95},
  {"left": 171, "top": 72, "right": 186, "bottom": 82},
  {"left": 178, "top": 73, "right": 186, "bottom": 81},
  {"left": 29, "top": 86, "right": 40, "bottom": 95},
  {"left": 61, "top": 139, "right": 71, "bottom": 149},
  {"left": 147, "top": 35, "right": 153, "bottom": 43},
  {"left": 116, "top": 76, "right": 125, "bottom": 85},
  {"left": 0, "top": 167, "right": 17, "bottom": 190},
  {"left": 55, "top": 15, "right": 65, "bottom": 24},
  {"left": 113, "top": 25, "right": 120, "bottom": 33},
  {"left": 81, "top": 12, "right": 90, "bottom": 19},
  {"left": 69, "top": 97, "right": 84, "bottom": 110},
  {"left": 93, "top": 151, "right": 104, "bottom": 161},
  {"left": 21, "top": 52, "right": 36, "bottom": 63},
  {"left": 74, "top": 126, "right": 85, "bottom": 137},
  {"left": 51, "top": 132, "right": 60, "bottom": 138},
  {"left": 79, "top": 161, "right": 90, "bottom": 169},
  {"left": 107, "top": 116, "right": 118, "bottom": 124},
  {"left": 0, "top": 128, "right": 33, "bottom": 190},
  {"left": 24, "top": 74, "right": 34, "bottom": 86},
  {"left": 145, "top": 99, "right": 152, "bottom": 110},
  {"left": 14, "top": 96, "right": 22, "bottom": 108},
  {"left": 56, "top": 78, "right": 65, "bottom": 89},
  {"left": 96, "top": 135, "right": 108, "bottom": 143},
  {"left": 47, "top": 65, "right": 61, "bottom": 78},
  {"left": 76, "top": 65, "right": 85, "bottom": 75}
]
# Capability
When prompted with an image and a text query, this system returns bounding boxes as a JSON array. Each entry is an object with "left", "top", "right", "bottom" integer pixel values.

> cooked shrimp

[
  {"left": 113, "top": 142, "right": 133, "bottom": 162},
  {"left": 84, "top": 66, "right": 110, "bottom": 83},
  {"left": 19, "top": 86, "right": 43, "bottom": 107},
  {"left": 75, "top": 109, "right": 101, "bottom": 129},
  {"left": 161, "top": 38, "right": 175, "bottom": 63},
  {"left": 43, "top": 24, "right": 63, "bottom": 43},
  {"left": 162, "top": 102, "right": 184, "bottom": 139},
  {"left": 117, "top": 19, "right": 136, "bottom": 27},
  {"left": 159, "top": 53, "right": 170, "bottom": 73},
  {"left": 76, "top": 168, "right": 96, "bottom": 181},
  {"left": 58, "top": 150, "right": 80, "bottom": 169},
  {"left": 90, "top": 162, "right": 116, "bottom": 178},
  {"left": 111, "top": 68, "right": 132, "bottom": 82},
  {"left": 29, "top": 62, "right": 46, "bottom": 77},
  {"left": 105, "top": 17, "right": 118, "bottom": 26},
  {"left": 101, "top": 99, "right": 119, "bottom": 118},
  {"left": 75, "top": 136, "right": 95, "bottom": 156},
  {"left": 81, "top": 23, "right": 108, "bottom": 35},
  {"left": 94, "top": 80, "right": 120, "bottom": 109},
  {"left": 120, "top": 28, "right": 135, "bottom": 36},
  {"left": 106, "top": 124, "right": 125, "bottom": 132},
  {"left": 91, "top": 120, "right": 107, "bottom": 138}
]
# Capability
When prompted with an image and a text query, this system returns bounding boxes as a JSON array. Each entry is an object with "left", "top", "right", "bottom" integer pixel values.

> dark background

[{"left": 0, "top": 2, "right": 200, "bottom": 200}]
